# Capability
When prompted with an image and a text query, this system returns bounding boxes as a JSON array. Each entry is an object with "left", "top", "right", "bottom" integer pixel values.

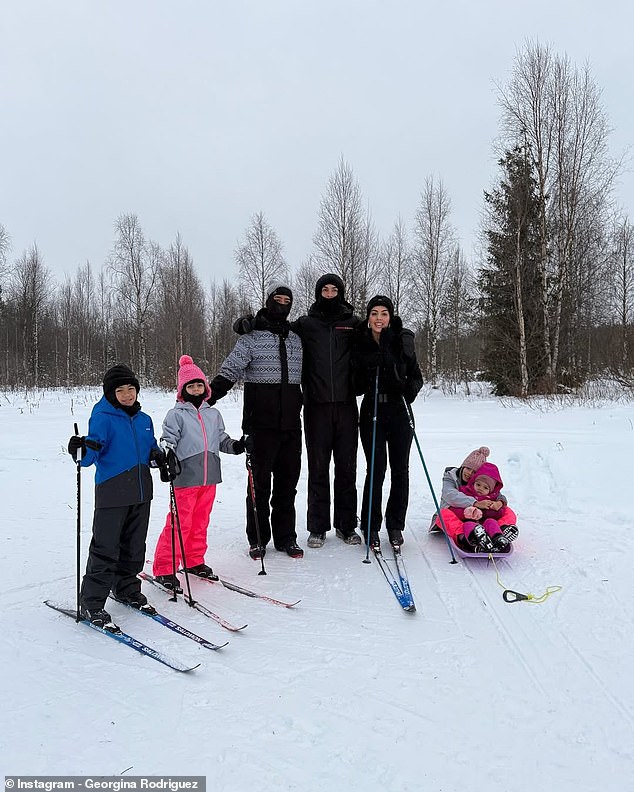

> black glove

[
  {"left": 149, "top": 447, "right": 166, "bottom": 467},
  {"left": 232, "top": 435, "right": 254, "bottom": 454},
  {"left": 233, "top": 315, "right": 255, "bottom": 335},
  {"left": 160, "top": 448, "right": 180, "bottom": 482},
  {"left": 207, "top": 391, "right": 217, "bottom": 407},
  {"left": 67, "top": 435, "right": 102, "bottom": 461}
]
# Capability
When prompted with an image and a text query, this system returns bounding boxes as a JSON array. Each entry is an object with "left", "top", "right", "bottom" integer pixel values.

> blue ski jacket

[{"left": 81, "top": 395, "right": 160, "bottom": 508}]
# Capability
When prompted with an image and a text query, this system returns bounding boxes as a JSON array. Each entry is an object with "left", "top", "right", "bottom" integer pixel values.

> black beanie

[
  {"left": 315, "top": 273, "right": 345, "bottom": 301},
  {"left": 366, "top": 295, "right": 395, "bottom": 321},
  {"left": 103, "top": 364, "right": 140, "bottom": 397}
]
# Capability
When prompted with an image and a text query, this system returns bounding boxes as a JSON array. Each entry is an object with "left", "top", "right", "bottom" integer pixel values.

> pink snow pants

[
  {"left": 152, "top": 484, "right": 217, "bottom": 575},
  {"left": 434, "top": 506, "right": 518, "bottom": 541}
]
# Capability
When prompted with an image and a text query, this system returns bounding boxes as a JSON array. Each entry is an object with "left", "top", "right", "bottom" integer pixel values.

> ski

[
  {"left": 139, "top": 572, "right": 248, "bottom": 632},
  {"left": 391, "top": 546, "right": 416, "bottom": 612},
  {"left": 371, "top": 548, "right": 416, "bottom": 612},
  {"left": 44, "top": 601, "right": 200, "bottom": 673},
  {"left": 189, "top": 573, "right": 300, "bottom": 609},
  {"left": 109, "top": 596, "right": 228, "bottom": 650}
]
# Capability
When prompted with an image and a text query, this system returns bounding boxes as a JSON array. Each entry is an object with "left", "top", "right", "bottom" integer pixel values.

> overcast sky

[{"left": 1, "top": 0, "right": 633, "bottom": 284}]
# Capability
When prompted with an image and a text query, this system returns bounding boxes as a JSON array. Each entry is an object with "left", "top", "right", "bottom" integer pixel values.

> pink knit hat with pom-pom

[
  {"left": 176, "top": 355, "right": 211, "bottom": 402},
  {"left": 461, "top": 446, "right": 490, "bottom": 470}
]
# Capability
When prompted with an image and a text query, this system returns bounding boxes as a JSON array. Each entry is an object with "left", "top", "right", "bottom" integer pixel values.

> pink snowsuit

[
  {"left": 434, "top": 462, "right": 517, "bottom": 541},
  {"left": 152, "top": 358, "right": 240, "bottom": 576}
]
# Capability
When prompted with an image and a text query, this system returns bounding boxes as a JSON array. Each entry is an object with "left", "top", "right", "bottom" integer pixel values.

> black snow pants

[
  {"left": 80, "top": 502, "right": 151, "bottom": 610},
  {"left": 246, "top": 428, "right": 302, "bottom": 549},
  {"left": 359, "top": 398, "right": 413, "bottom": 538},
  {"left": 303, "top": 400, "right": 359, "bottom": 536}
]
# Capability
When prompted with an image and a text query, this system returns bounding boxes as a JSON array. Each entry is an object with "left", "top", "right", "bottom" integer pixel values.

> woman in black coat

[{"left": 353, "top": 295, "right": 423, "bottom": 549}]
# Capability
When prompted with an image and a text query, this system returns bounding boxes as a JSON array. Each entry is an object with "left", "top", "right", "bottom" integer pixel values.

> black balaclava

[
  {"left": 181, "top": 379, "right": 206, "bottom": 409},
  {"left": 315, "top": 273, "right": 345, "bottom": 315},
  {"left": 265, "top": 284, "right": 293, "bottom": 321}
]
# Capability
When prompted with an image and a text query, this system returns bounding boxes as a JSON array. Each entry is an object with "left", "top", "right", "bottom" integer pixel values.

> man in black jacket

[
  {"left": 295, "top": 274, "right": 362, "bottom": 548},
  {"left": 210, "top": 283, "right": 304, "bottom": 559}
]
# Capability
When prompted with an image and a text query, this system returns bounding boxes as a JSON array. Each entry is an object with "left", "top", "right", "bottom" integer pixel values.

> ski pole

[
  {"left": 245, "top": 450, "right": 267, "bottom": 575},
  {"left": 400, "top": 395, "right": 457, "bottom": 564},
  {"left": 169, "top": 480, "right": 196, "bottom": 605},
  {"left": 73, "top": 422, "right": 82, "bottom": 621},
  {"left": 363, "top": 367, "right": 380, "bottom": 564},
  {"left": 168, "top": 482, "right": 179, "bottom": 603}
]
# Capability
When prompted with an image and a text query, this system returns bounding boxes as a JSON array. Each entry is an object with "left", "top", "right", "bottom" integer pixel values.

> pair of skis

[
  {"left": 44, "top": 601, "right": 202, "bottom": 673},
  {"left": 45, "top": 572, "right": 299, "bottom": 673},
  {"left": 139, "top": 570, "right": 299, "bottom": 627},
  {"left": 370, "top": 544, "right": 416, "bottom": 612}
]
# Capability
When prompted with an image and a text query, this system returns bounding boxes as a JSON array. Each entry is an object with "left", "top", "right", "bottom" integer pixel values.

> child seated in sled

[
  {"left": 449, "top": 463, "right": 517, "bottom": 553},
  {"left": 430, "top": 446, "right": 518, "bottom": 552}
]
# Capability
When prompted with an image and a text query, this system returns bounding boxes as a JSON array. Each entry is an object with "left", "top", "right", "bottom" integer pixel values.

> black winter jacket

[
  {"left": 352, "top": 316, "right": 423, "bottom": 405},
  {"left": 210, "top": 310, "right": 303, "bottom": 433},
  {"left": 291, "top": 300, "right": 361, "bottom": 404}
]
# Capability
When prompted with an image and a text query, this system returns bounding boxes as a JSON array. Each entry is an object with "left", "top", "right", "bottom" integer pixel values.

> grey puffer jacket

[{"left": 161, "top": 402, "right": 239, "bottom": 488}]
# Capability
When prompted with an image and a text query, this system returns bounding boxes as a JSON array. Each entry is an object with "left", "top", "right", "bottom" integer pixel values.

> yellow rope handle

[{"left": 489, "top": 554, "right": 562, "bottom": 604}]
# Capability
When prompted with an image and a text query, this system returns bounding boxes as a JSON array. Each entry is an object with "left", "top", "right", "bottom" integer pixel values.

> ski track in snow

[{"left": 2, "top": 388, "right": 634, "bottom": 791}]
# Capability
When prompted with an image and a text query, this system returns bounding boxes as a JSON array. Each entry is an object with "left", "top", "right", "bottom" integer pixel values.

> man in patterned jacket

[{"left": 208, "top": 283, "right": 304, "bottom": 559}]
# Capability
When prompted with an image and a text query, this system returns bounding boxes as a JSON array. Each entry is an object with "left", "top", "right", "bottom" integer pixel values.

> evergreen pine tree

[{"left": 480, "top": 147, "right": 546, "bottom": 395}]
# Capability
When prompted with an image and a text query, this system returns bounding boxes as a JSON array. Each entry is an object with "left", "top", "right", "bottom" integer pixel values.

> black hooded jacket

[
  {"left": 352, "top": 316, "right": 423, "bottom": 405},
  {"left": 291, "top": 298, "right": 361, "bottom": 404}
]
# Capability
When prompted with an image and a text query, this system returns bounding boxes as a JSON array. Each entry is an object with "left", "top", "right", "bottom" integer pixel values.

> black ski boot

[
  {"left": 388, "top": 529, "right": 404, "bottom": 547},
  {"left": 492, "top": 533, "right": 511, "bottom": 553},
  {"left": 249, "top": 545, "right": 266, "bottom": 560},
  {"left": 185, "top": 563, "right": 219, "bottom": 581},
  {"left": 155, "top": 574, "right": 183, "bottom": 593},
  {"left": 468, "top": 525, "right": 494, "bottom": 553},
  {"left": 117, "top": 590, "right": 157, "bottom": 615},
  {"left": 80, "top": 606, "right": 119, "bottom": 632}
]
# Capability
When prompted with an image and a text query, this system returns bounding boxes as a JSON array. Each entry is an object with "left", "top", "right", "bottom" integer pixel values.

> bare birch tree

[
  {"left": 9, "top": 244, "right": 51, "bottom": 386},
  {"left": 412, "top": 176, "right": 456, "bottom": 383},
  {"left": 293, "top": 255, "right": 320, "bottom": 315},
  {"left": 379, "top": 217, "right": 412, "bottom": 317},
  {"left": 235, "top": 211, "right": 287, "bottom": 311},
  {"left": 313, "top": 157, "right": 371, "bottom": 312},
  {"left": 109, "top": 213, "right": 157, "bottom": 377}
]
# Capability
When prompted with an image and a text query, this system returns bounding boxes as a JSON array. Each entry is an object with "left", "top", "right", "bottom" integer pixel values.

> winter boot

[
  {"left": 502, "top": 524, "right": 520, "bottom": 543},
  {"left": 249, "top": 545, "right": 266, "bottom": 560},
  {"left": 492, "top": 533, "right": 511, "bottom": 553},
  {"left": 367, "top": 531, "right": 381, "bottom": 549},
  {"left": 185, "top": 563, "right": 219, "bottom": 581},
  {"left": 281, "top": 542, "right": 304, "bottom": 559},
  {"left": 335, "top": 528, "right": 362, "bottom": 545},
  {"left": 307, "top": 532, "right": 326, "bottom": 548},
  {"left": 80, "top": 606, "right": 119, "bottom": 632},
  {"left": 388, "top": 529, "right": 404, "bottom": 547},
  {"left": 116, "top": 590, "right": 157, "bottom": 615},
  {"left": 155, "top": 574, "right": 183, "bottom": 593},
  {"left": 468, "top": 525, "right": 494, "bottom": 553}
]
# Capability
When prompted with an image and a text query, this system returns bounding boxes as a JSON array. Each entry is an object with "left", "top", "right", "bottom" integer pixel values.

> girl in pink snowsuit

[
  {"left": 152, "top": 355, "right": 244, "bottom": 588},
  {"left": 449, "top": 462, "right": 514, "bottom": 552},
  {"left": 432, "top": 446, "right": 518, "bottom": 548}
]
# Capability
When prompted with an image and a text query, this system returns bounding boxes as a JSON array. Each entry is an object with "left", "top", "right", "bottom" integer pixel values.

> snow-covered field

[{"left": 2, "top": 386, "right": 633, "bottom": 791}]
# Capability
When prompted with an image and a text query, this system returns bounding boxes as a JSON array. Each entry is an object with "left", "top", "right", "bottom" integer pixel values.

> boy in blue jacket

[{"left": 68, "top": 364, "right": 166, "bottom": 629}]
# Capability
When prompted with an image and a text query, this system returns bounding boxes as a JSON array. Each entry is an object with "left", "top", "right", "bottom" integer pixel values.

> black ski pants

[
  {"left": 80, "top": 501, "right": 151, "bottom": 610},
  {"left": 303, "top": 401, "right": 359, "bottom": 535},
  {"left": 359, "top": 398, "right": 413, "bottom": 538},
  {"left": 246, "top": 428, "right": 302, "bottom": 549}
]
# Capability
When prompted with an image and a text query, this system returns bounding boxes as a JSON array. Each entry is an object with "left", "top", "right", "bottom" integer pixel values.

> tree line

[{"left": 1, "top": 41, "right": 632, "bottom": 396}]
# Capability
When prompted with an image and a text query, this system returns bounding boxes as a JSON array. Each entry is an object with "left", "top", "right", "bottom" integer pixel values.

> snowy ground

[{"left": 1, "top": 385, "right": 633, "bottom": 791}]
